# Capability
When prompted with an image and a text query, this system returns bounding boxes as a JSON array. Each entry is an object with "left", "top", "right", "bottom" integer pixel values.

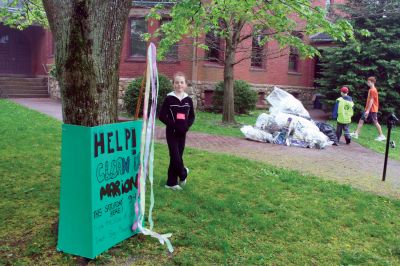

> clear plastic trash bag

[
  {"left": 240, "top": 125, "right": 274, "bottom": 143},
  {"left": 266, "top": 87, "right": 310, "bottom": 119},
  {"left": 252, "top": 112, "right": 333, "bottom": 149},
  {"left": 256, "top": 112, "right": 316, "bottom": 134}
]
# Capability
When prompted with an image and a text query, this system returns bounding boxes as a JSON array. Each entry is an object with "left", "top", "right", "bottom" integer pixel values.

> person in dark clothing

[
  {"left": 159, "top": 72, "right": 195, "bottom": 190},
  {"left": 332, "top": 86, "right": 354, "bottom": 144}
]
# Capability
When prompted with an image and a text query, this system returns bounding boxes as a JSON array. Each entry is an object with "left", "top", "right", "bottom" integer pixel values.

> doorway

[{"left": 0, "top": 25, "right": 32, "bottom": 76}]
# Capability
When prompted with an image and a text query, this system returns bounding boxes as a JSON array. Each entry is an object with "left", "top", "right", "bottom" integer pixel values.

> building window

[
  {"left": 0, "top": 34, "right": 9, "bottom": 44},
  {"left": 288, "top": 46, "right": 299, "bottom": 72},
  {"left": 0, "top": 0, "right": 23, "bottom": 8},
  {"left": 251, "top": 35, "right": 264, "bottom": 68},
  {"left": 326, "top": 0, "right": 332, "bottom": 13},
  {"left": 160, "top": 18, "right": 178, "bottom": 60},
  {"left": 288, "top": 32, "right": 302, "bottom": 72},
  {"left": 130, "top": 18, "right": 147, "bottom": 57},
  {"left": 50, "top": 37, "right": 55, "bottom": 57},
  {"left": 205, "top": 32, "right": 222, "bottom": 63}
]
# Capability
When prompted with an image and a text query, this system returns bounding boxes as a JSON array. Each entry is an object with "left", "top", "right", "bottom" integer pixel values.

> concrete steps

[{"left": 0, "top": 77, "right": 49, "bottom": 98}]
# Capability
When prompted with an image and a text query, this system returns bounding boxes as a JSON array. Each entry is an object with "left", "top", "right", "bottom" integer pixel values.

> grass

[
  {"left": 350, "top": 122, "right": 400, "bottom": 161},
  {"left": 189, "top": 109, "right": 266, "bottom": 137},
  {"left": 330, "top": 120, "right": 400, "bottom": 161},
  {"left": 2, "top": 99, "right": 400, "bottom": 265}
]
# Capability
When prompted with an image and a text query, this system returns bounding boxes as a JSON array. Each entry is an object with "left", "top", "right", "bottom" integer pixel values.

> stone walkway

[{"left": 10, "top": 98, "right": 400, "bottom": 199}]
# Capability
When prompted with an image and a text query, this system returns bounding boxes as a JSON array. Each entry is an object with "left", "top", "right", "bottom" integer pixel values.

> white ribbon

[{"left": 132, "top": 43, "right": 174, "bottom": 253}]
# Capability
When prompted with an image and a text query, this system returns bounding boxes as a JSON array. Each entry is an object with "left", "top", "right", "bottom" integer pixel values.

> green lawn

[
  {"left": 351, "top": 122, "right": 400, "bottom": 161},
  {"left": 2, "top": 99, "right": 400, "bottom": 265},
  {"left": 330, "top": 121, "right": 400, "bottom": 161}
]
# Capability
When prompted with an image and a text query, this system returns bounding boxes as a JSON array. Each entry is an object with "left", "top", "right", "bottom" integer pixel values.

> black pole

[
  {"left": 382, "top": 124, "right": 392, "bottom": 181},
  {"left": 382, "top": 113, "right": 399, "bottom": 181}
]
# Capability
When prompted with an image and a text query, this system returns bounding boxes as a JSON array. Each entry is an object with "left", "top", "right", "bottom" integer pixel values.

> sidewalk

[
  {"left": 10, "top": 98, "right": 400, "bottom": 199},
  {"left": 11, "top": 98, "right": 63, "bottom": 121}
]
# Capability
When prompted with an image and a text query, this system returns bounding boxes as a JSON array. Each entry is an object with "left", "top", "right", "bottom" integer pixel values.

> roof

[
  {"left": 132, "top": 0, "right": 176, "bottom": 6},
  {"left": 310, "top": 32, "right": 334, "bottom": 43}
]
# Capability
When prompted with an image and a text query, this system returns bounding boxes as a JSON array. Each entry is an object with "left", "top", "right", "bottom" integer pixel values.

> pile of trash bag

[{"left": 241, "top": 87, "right": 336, "bottom": 149}]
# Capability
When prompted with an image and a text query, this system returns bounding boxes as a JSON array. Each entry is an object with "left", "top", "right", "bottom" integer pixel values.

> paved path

[
  {"left": 10, "top": 98, "right": 400, "bottom": 199},
  {"left": 11, "top": 98, "right": 63, "bottom": 121}
]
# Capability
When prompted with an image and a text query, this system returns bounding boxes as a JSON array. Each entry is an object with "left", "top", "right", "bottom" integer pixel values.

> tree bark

[
  {"left": 222, "top": 39, "right": 235, "bottom": 124},
  {"left": 42, "top": 0, "right": 131, "bottom": 126},
  {"left": 221, "top": 19, "right": 245, "bottom": 124}
]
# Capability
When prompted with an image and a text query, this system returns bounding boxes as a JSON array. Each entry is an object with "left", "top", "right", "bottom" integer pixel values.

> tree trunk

[
  {"left": 222, "top": 41, "right": 235, "bottom": 124},
  {"left": 42, "top": 0, "right": 131, "bottom": 126}
]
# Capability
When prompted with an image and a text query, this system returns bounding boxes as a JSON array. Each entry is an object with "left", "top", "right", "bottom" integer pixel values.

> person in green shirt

[{"left": 332, "top": 87, "right": 354, "bottom": 144}]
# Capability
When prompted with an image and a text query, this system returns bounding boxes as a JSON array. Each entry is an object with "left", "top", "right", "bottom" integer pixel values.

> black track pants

[
  {"left": 166, "top": 129, "right": 188, "bottom": 186},
  {"left": 336, "top": 122, "right": 351, "bottom": 142}
]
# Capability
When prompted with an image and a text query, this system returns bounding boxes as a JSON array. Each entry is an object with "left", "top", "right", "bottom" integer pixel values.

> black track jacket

[{"left": 159, "top": 92, "right": 195, "bottom": 135}]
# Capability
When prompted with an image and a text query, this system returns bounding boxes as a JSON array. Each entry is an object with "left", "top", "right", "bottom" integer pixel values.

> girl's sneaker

[
  {"left": 165, "top": 184, "right": 182, "bottom": 190},
  {"left": 180, "top": 167, "right": 189, "bottom": 187}
]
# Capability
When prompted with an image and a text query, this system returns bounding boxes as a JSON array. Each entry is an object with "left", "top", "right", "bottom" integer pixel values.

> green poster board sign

[{"left": 57, "top": 121, "right": 142, "bottom": 259}]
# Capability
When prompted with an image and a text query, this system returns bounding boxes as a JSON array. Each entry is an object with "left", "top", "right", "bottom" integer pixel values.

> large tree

[
  {"left": 317, "top": 0, "right": 400, "bottom": 118},
  {"left": 152, "top": 0, "right": 354, "bottom": 123},
  {"left": 42, "top": 0, "right": 131, "bottom": 126},
  {"left": 1, "top": 0, "right": 131, "bottom": 126}
]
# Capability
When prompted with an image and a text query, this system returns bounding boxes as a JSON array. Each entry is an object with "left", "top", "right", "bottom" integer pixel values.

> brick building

[{"left": 0, "top": 0, "right": 343, "bottom": 108}]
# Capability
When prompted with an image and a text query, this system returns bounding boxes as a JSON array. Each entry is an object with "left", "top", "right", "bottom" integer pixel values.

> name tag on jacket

[{"left": 176, "top": 113, "right": 186, "bottom": 120}]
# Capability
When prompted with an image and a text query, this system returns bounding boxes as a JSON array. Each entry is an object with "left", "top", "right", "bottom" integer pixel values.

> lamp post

[{"left": 382, "top": 113, "right": 398, "bottom": 181}]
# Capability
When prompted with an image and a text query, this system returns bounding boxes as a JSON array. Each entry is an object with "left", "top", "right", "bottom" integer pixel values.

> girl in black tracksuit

[{"left": 159, "top": 73, "right": 195, "bottom": 189}]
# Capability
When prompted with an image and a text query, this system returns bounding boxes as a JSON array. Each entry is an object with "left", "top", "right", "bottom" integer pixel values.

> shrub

[
  {"left": 212, "top": 80, "right": 257, "bottom": 114},
  {"left": 124, "top": 74, "right": 173, "bottom": 116}
]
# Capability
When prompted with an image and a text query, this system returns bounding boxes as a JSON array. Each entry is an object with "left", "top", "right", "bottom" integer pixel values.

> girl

[{"left": 159, "top": 72, "right": 195, "bottom": 190}]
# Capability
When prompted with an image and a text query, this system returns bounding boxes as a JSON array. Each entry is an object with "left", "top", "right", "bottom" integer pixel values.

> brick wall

[
  {"left": 43, "top": 5, "right": 323, "bottom": 89},
  {"left": 49, "top": 76, "right": 316, "bottom": 112},
  {"left": 118, "top": 8, "right": 194, "bottom": 81},
  {"left": 118, "top": 7, "right": 318, "bottom": 88},
  {"left": 45, "top": 1, "right": 337, "bottom": 112}
]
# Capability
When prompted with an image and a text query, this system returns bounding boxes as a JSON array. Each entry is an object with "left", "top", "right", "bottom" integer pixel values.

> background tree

[
  {"left": 317, "top": 0, "right": 400, "bottom": 119},
  {"left": 152, "top": 0, "right": 354, "bottom": 124},
  {"left": 0, "top": 0, "right": 47, "bottom": 29}
]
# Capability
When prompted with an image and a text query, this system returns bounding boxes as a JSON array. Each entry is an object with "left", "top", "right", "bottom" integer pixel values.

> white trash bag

[
  {"left": 256, "top": 112, "right": 316, "bottom": 134},
  {"left": 266, "top": 87, "right": 310, "bottom": 118},
  {"left": 240, "top": 125, "right": 274, "bottom": 143},
  {"left": 251, "top": 112, "right": 332, "bottom": 149}
]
